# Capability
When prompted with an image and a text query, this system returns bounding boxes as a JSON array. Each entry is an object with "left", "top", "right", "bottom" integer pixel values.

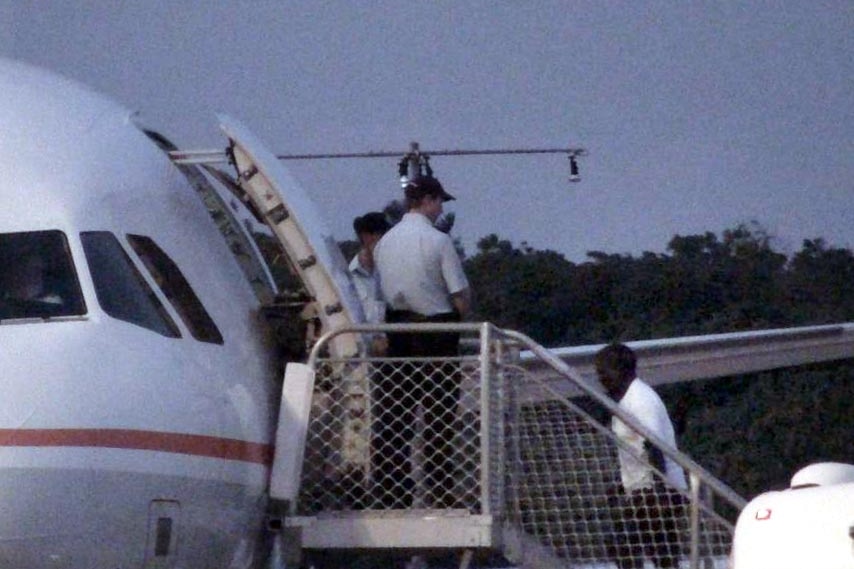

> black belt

[{"left": 386, "top": 309, "right": 460, "bottom": 324}]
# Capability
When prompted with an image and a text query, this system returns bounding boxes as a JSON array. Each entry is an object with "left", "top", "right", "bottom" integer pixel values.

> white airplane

[
  {"left": 0, "top": 56, "right": 302, "bottom": 568},
  {"left": 1, "top": 57, "right": 852, "bottom": 569},
  {"left": 0, "top": 52, "right": 375, "bottom": 568}
]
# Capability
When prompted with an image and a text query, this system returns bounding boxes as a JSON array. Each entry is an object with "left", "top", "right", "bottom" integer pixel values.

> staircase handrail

[{"left": 308, "top": 322, "right": 748, "bottom": 514}]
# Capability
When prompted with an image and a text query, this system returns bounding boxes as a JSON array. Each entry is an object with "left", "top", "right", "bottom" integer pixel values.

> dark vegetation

[
  {"left": 268, "top": 218, "right": 851, "bottom": 499},
  {"left": 462, "top": 222, "right": 854, "bottom": 498}
]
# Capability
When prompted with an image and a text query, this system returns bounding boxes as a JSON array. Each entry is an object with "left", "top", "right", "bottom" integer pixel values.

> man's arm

[
  {"left": 451, "top": 287, "right": 471, "bottom": 319},
  {"left": 645, "top": 440, "right": 668, "bottom": 478},
  {"left": 438, "top": 234, "right": 471, "bottom": 318}
]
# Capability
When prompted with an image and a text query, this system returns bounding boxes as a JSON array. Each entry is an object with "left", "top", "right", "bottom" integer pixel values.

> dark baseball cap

[{"left": 404, "top": 176, "right": 456, "bottom": 202}]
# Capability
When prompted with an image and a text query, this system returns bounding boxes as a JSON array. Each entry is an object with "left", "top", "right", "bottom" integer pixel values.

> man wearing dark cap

[{"left": 371, "top": 175, "right": 471, "bottom": 509}]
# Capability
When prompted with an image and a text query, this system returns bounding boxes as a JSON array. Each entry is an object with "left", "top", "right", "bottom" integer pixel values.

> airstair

[
  {"left": 270, "top": 323, "right": 745, "bottom": 569},
  {"left": 168, "top": 118, "right": 746, "bottom": 568}
]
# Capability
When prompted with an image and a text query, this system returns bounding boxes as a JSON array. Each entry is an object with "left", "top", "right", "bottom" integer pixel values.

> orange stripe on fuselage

[{"left": 0, "top": 429, "right": 273, "bottom": 465}]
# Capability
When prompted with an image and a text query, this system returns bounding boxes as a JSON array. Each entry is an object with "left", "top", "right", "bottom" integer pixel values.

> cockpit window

[
  {"left": 127, "top": 234, "right": 224, "bottom": 345},
  {"left": 80, "top": 231, "right": 180, "bottom": 338},
  {"left": 0, "top": 230, "right": 86, "bottom": 320}
]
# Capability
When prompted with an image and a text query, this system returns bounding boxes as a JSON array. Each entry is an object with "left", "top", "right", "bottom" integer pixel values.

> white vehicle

[{"left": 730, "top": 462, "right": 854, "bottom": 569}]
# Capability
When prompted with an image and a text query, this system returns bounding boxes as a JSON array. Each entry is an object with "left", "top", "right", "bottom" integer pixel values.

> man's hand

[{"left": 370, "top": 335, "right": 389, "bottom": 357}]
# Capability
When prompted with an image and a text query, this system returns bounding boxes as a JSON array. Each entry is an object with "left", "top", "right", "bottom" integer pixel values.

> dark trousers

[
  {"left": 607, "top": 486, "right": 687, "bottom": 569},
  {"left": 371, "top": 310, "right": 461, "bottom": 508}
]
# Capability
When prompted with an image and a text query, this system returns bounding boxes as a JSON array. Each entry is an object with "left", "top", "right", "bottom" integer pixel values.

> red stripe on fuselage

[{"left": 0, "top": 429, "right": 273, "bottom": 465}]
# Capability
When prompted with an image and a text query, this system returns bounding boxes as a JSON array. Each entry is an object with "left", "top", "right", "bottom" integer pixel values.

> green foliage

[
  {"left": 466, "top": 234, "right": 579, "bottom": 345},
  {"left": 786, "top": 238, "right": 854, "bottom": 323},
  {"left": 464, "top": 222, "right": 854, "bottom": 497},
  {"left": 465, "top": 222, "right": 854, "bottom": 344},
  {"left": 663, "top": 363, "right": 854, "bottom": 497}
]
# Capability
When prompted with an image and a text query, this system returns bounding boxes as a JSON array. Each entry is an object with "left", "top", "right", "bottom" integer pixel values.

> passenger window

[
  {"left": 0, "top": 230, "right": 86, "bottom": 320},
  {"left": 127, "top": 234, "right": 224, "bottom": 345},
  {"left": 80, "top": 232, "right": 180, "bottom": 338}
]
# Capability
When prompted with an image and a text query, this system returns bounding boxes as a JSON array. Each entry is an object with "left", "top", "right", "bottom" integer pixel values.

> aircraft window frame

[
  {"left": 80, "top": 231, "right": 181, "bottom": 338},
  {"left": 126, "top": 234, "right": 224, "bottom": 345},
  {"left": 0, "top": 230, "right": 87, "bottom": 321}
]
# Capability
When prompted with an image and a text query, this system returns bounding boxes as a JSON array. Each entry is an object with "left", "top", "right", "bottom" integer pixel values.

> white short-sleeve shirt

[
  {"left": 374, "top": 212, "right": 469, "bottom": 316},
  {"left": 348, "top": 253, "right": 385, "bottom": 325},
  {"left": 612, "top": 378, "right": 688, "bottom": 492}
]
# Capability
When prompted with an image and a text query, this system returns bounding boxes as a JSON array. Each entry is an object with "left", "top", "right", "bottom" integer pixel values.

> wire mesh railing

[
  {"left": 295, "top": 323, "right": 744, "bottom": 568},
  {"left": 297, "top": 355, "right": 491, "bottom": 513},
  {"left": 505, "top": 365, "right": 737, "bottom": 568},
  {"left": 297, "top": 323, "right": 503, "bottom": 516}
]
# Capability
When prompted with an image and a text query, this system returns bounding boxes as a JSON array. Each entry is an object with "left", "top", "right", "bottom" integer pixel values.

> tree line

[
  {"left": 462, "top": 223, "right": 853, "bottom": 497},
  {"left": 465, "top": 223, "right": 854, "bottom": 345}
]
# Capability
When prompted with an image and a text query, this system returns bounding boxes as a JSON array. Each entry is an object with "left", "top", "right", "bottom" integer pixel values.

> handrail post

[
  {"left": 478, "top": 323, "right": 493, "bottom": 515},
  {"left": 498, "top": 328, "right": 748, "bottom": 512},
  {"left": 689, "top": 471, "right": 702, "bottom": 569}
]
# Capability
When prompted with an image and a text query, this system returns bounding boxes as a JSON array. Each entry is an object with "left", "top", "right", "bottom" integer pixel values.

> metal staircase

[
  {"left": 166, "top": 114, "right": 854, "bottom": 569},
  {"left": 275, "top": 323, "right": 744, "bottom": 569}
]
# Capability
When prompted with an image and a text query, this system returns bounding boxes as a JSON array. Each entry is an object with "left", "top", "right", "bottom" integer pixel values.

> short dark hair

[
  {"left": 353, "top": 212, "right": 390, "bottom": 236},
  {"left": 594, "top": 342, "right": 637, "bottom": 381}
]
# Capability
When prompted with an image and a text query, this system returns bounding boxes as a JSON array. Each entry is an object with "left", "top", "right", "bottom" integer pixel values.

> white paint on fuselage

[{"left": 0, "top": 57, "right": 281, "bottom": 567}]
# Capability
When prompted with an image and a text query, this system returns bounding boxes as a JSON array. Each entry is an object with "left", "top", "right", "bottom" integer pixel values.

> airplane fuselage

[{"left": 0, "top": 58, "right": 279, "bottom": 567}]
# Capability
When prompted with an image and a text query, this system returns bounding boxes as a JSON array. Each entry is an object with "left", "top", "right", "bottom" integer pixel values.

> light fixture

[
  {"left": 422, "top": 155, "right": 433, "bottom": 178},
  {"left": 398, "top": 157, "right": 409, "bottom": 188},
  {"left": 569, "top": 154, "right": 581, "bottom": 183}
]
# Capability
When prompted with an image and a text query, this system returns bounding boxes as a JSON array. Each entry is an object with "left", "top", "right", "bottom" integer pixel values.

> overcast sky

[{"left": 2, "top": 1, "right": 851, "bottom": 262}]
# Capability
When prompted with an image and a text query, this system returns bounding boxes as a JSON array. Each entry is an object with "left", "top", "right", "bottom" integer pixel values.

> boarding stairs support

[{"left": 270, "top": 323, "right": 746, "bottom": 569}]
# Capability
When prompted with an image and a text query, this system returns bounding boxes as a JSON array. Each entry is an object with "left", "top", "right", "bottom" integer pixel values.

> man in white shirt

[
  {"left": 374, "top": 178, "right": 470, "bottom": 323},
  {"left": 348, "top": 211, "right": 390, "bottom": 355},
  {"left": 371, "top": 175, "right": 471, "bottom": 509},
  {"left": 595, "top": 343, "right": 688, "bottom": 569}
]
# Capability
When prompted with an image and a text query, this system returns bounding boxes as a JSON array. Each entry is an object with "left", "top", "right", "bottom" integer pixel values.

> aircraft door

[{"left": 143, "top": 500, "right": 181, "bottom": 569}]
